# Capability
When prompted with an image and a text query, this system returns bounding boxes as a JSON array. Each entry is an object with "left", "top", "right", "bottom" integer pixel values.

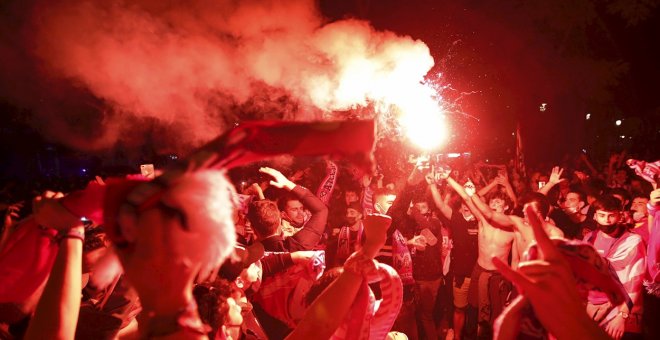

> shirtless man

[
  {"left": 470, "top": 191, "right": 565, "bottom": 269},
  {"left": 429, "top": 170, "right": 515, "bottom": 336}
]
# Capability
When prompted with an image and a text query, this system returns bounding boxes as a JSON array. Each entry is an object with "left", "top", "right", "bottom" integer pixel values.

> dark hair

[
  {"left": 486, "top": 191, "right": 512, "bottom": 209},
  {"left": 631, "top": 192, "right": 649, "bottom": 201},
  {"left": 567, "top": 188, "right": 587, "bottom": 203},
  {"left": 592, "top": 195, "right": 623, "bottom": 212},
  {"left": 247, "top": 200, "right": 280, "bottom": 237},
  {"left": 83, "top": 227, "right": 107, "bottom": 253},
  {"left": 193, "top": 279, "right": 235, "bottom": 338},
  {"left": 520, "top": 192, "right": 550, "bottom": 218},
  {"left": 412, "top": 193, "right": 429, "bottom": 205},
  {"left": 607, "top": 188, "right": 631, "bottom": 205},
  {"left": 277, "top": 193, "right": 301, "bottom": 211}
]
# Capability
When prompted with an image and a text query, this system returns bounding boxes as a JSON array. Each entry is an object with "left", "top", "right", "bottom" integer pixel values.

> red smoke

[{"left": 1, "top": 0, "right": 437, "bottom": 153}]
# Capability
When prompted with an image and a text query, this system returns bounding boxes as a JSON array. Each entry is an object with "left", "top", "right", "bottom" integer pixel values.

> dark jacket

[{"left": 261, "top": 185, "right": 328, "bottom": 252}]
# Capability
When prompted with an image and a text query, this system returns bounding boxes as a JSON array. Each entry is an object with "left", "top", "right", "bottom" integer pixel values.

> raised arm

[
  {"left": 25, "top": 192, "right": 86, "bottom": 340},
  {"left": 538, "top": 166, "right": 566, "bottom": 196},
  {"left": 287, "top": 214, "right": 390, "bottom": 340},
  {"left": 477, "top": 177, "right": 499, "bottom": 197},
  {"left": 468, "top": 188, "right": 515, "bottom": 229},
  {"left": 426, "top": 173, "right": 452, "bottom": 220},
  {"left": 498, "top": 172, "right": 518, "bottom": 206},
  {"left": 260, "top": 167, "right": 328, "bottom": 249},
  {"left": 387, "top": 165, "right": 425, "bottom": 235},
  {"left": 437, "top": 170, "right": 488, "bottom": 224}
]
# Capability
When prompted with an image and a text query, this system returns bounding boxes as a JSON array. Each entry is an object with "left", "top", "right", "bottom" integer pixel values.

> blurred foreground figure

[
  {"left": 103, "top": 170, "right": 237, "bottom": 339},
  {"left": 493, "top": 205, "right": 612, "bottom": 340}
]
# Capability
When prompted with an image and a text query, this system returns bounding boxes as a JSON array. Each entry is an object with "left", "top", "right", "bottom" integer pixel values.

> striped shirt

[{"left": 586, "top": 229, "right": 646, "bottom": 326}]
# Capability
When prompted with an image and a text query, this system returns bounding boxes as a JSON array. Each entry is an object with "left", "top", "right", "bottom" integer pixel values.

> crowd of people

[{"left": 0, "top": 132, "right": 658, "bottom": 339}]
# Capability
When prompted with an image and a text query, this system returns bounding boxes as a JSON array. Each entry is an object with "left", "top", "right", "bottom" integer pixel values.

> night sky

[
  {"left": 321, "top": 0, "right": 660, "bottom": 163},
  {"left": 1, "top": 0, "right": 658, "bottom": 181}
]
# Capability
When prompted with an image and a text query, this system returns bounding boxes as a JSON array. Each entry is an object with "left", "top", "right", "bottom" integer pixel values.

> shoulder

[
  {"left": 547, "top": 223, "right": 564, "bottom": 238},
  {"left": 620, "top": 231, "right": 644, "bottom": 248}
]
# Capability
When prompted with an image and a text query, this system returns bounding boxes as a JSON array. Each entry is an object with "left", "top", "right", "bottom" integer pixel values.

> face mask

[
  {"left": 596, "top": 220, "right": 619, "bottom": 234},
  {"left": 632, "top": 211, "right": 646, "bottom": 222}
]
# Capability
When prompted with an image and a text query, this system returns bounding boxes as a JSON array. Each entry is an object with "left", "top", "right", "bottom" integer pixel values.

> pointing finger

[{"left": 525, "top": 205, "right": 560, "bottom": 261}]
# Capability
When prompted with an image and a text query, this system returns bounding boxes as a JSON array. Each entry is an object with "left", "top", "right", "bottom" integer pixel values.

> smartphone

[
  {"left": 140, "top": 164, "right": 156, "bottom": 179},
  {"left": 538, "top": 181, "right": 546, "bottom": 189}
]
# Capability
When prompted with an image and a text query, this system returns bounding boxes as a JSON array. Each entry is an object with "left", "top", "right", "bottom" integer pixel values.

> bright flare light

[{"left": 390, "top": 82, "right": 448, "bottom": 151}]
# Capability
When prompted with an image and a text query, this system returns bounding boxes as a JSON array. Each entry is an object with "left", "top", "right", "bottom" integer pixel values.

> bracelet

[{"left": 56, "top": 228, "right": 85, "bottom": 243}]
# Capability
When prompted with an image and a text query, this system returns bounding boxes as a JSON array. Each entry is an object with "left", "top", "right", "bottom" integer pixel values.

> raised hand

[
  {"left": 361, "top": 214, "right": 392, "bottom": 259},
  {"left": 650, "top": 188, "right": 660, "bottom": 206},
  {"left": 435, "top": 165, "right": 451, "bottom": 181},
  {"left": 361, "top": 174, "right": 373, "bottom": 188},
  {"left": 407, "top": 235, "right": 427, "bottom": 251},
  {"left": 493, "top": 174, "right": 506, "bottom": 186},
  {"left": 574, "top": 171, "right": 588, "bottom": 182},
  {"left": 548, "top": 166, "right": 566, "bottom": 185},
  {"left": 32, "top": 191, "right": 82, "bottom": 231},
  {"left": 260, "top": 167, "right": 296, "bottom": 190},
  {"left": 407, "top": 162, "right": 427, "bottom": 185},
  {"left": 492, "top": 206, "right": 607, "bottom": 339},
  {"left": 4, "top": 201, "right": 23, "bottom": 221},
  {"left": 425, "top": 172, "right": 435, "bottom": 185}
]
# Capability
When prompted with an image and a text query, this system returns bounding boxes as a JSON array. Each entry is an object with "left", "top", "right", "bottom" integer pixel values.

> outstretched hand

[
  {"left": 435, "top": 165, "right": 451, "bottom": 181},
  {"left": 492, "top": 205, "right": 606, "bottom": 339},
  {"left": 362, "top": 214, "right": 391, "bottom": 258},
  {"left": 260, "top": 167, "right": 296, "bottom": 190},
  {"left": 4, "top": 201, "right": 24, "bottom": 225},
  {"left": 32, "top": 191, "right": 82, "bottom": 231},
  {"left": 407, "top": 163, "right": 427, "bottom": 185},
  {"left": 650, "top": 188, "right": 660, "bottom": 206},
  {"left": 548, "top": 166, "right": 566, "bottom": 185}
]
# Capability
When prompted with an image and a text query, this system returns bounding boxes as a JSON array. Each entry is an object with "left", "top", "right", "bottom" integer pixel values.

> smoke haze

[{"left": 0, "top": 0, "right": 435, "bottom": 153}]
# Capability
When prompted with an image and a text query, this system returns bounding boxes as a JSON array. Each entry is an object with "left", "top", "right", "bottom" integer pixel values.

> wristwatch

[{"left": 618, "top": 311, "right": 629, "bottom": 319}]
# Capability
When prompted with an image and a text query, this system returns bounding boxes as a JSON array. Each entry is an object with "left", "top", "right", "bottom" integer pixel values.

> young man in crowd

[
  {"left": 247, "top": 167, "right": 328, "bottom": 252},
  {"left": 547, "top": 187, "right": 595, "bottom": 239},
  {"left": 630, "top": 193, "right": 650, "bottom": 245},
  {"left": 471, "top": 191, "right": 564, "bottom": 269},
  {"left": 432, "top": 170, "right": 515, "bottom": 338},
  {"left": 326, "top": 201, "right": 364, "bottom": 268},
  {"left": 371, "top": 165, "right": 426, "bottom": 340},
  {"left": 408, "top": 195, "right": 444, "bottom": 340},
  {"left": 428, "top": 173, "right": 480, "bottom": 340},
  {"left": 585, "top": 195, "right": 646, "bottom": 339}
]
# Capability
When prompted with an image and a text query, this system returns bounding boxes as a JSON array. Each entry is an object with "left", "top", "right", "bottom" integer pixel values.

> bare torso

[
  {"left": 510, "top": 215, "right": 564, "bottom": 268},
  {"left": 477, "top": 221, "right": 515, "bottom": 270}
]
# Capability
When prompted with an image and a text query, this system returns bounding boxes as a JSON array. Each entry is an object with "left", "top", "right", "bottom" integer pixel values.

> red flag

[{"left": 196, "top": 119, "right": 375, "bottom": 171}]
